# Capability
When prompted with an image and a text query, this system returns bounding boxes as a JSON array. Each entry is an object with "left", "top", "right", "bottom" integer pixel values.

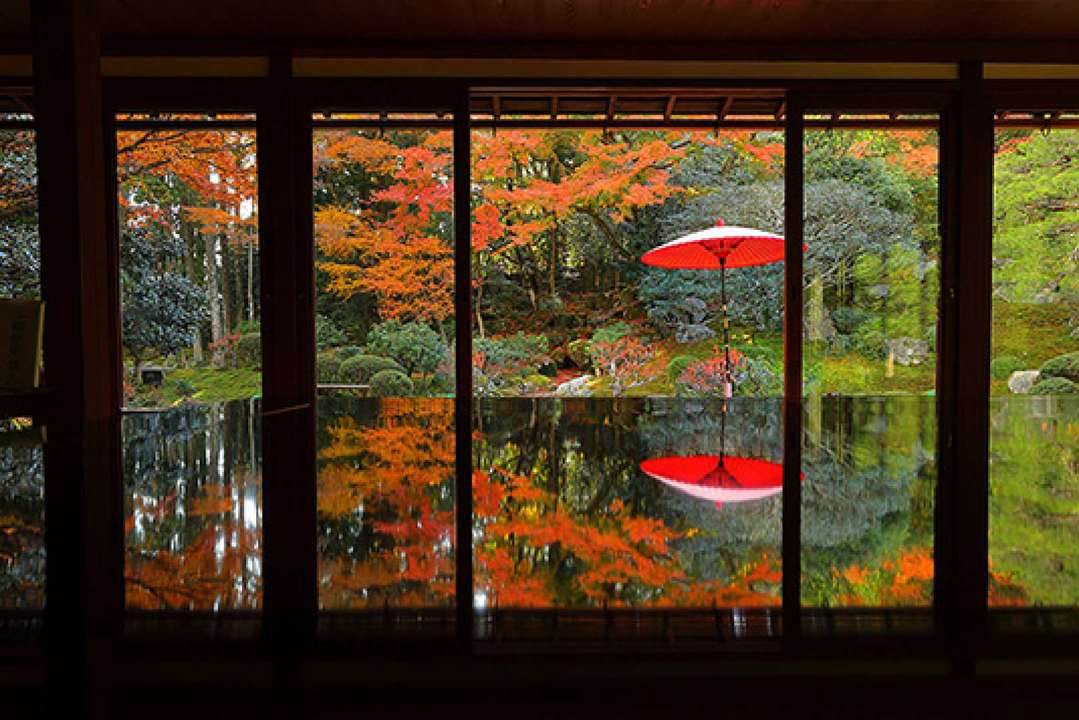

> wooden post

[
  {"left": 782, "top": 92, "right": 805, "bottom": 645},
  {"left": 950, "top": 62, "right": 994, "bottom": 663},
  {"left": 32, "top": 0, "right": 123, "bottom": 716},
  {"left": 453, "top": 92, "right": 474, "bottom": 646},
  {"left": 258, "top": 54, "right": 318, "bottom": 641}
]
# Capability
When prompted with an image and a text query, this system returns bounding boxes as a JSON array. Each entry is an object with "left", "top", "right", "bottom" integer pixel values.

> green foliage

[
  {"left": 335, "top": 345, "right": 363, "bottom": 360},
  {"left": 993, "top": 131, "right": 1079, "bottom": 305},
  {"left": 368, "top": 369, "right": 415, "bottom": 397},
  {"left": 474, "top": 332, "right": 551, "bottom": 378},
  {"left": 666, "top": 355, "right": 695, "bottom": 384},
  {"left": 523, "top": 374, "right": 553, "bottom": 390},
  {"left": 170, "top": 379, "right": 196, "bottom": 398},
  {"left": 338, "top": 354, "right": 404, "bottom": 385},
  {"left": 991, "top": 302, "right": 1078, "bottom": 394},
  {"left": 365, "top": 320, "right": 446, "bottom": 375},
  {"left": 315, "top": 314, "right": 347, "bottom": 351},
  {"left": 990, "top": 397, "right": 1079, "bottom": 605},
  {"left": 851, "top": 320, "right": 888, "bottom": 360},
  {"left": 990, "top": 355, "right": 1025, "bottom": 381},
  {"left": 1039, "top": 352, "right": 1079, "bottom": 383},
  {"left": 234, "top": 319, "right": 260, "bottom": 335},
  {"left": 233, "top": 333, "right": 261, "bottom": 368},
  {"left": 733, "top": 355, "right": 783, "bottom": 396},
  {"left": 831, "top": 306, "right": 873, "bottom": 335},
  {"left": 1029, "top": 377, "right": 1078, "bottom": 395},
  {"left": 566, "top": 338, "right": 593, "bottom": 370},
  {"left": 317, "top": 351, "right": 342, "bottom": 383},
  {"left": 120, "top": 227, "right": 205, "bottom": 365},
  {"left": 161, "top": 368, "right": 261, "bottom": 403},
  {"left": 590, "top": 322, "right": 633, "bottom": 346}
]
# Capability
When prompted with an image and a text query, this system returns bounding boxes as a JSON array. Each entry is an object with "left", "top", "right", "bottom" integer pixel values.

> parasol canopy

[
  {"left": 640, "top": 454, "right": 785, "bottom": 509},
  {"left": 640, "top": 220, "right": 790, "bottom": 270}
]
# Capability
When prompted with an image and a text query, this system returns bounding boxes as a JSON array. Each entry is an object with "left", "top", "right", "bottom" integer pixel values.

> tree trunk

[
  {"left": 549, "top": 219, "right": 558, "bottom": 298},
  {"left": 475, "top": 281, "right": 486, "bottom": 340},
  {"left": 220, "top": 233, "right": 233, "bottom": 341},
  {"left": 204, "top": 229, "right": 224, "bottom": 368},
  {"left": 247, "top": 238, "right": 255, "bottom": 324},
  {"left": 182, "top": 225, "right": 204, "bottom": 364}
]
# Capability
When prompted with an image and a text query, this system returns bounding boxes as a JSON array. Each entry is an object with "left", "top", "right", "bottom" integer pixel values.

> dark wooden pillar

[
  {"left": 31, "top": 0, "right": 123, "bottom": 716},
  {"left": 782, "top": 93, "right": 805, "bottom": 644},
  {"left": 452, "top": 94, "right": 474, "bottom": 645},
  {"left": 258, "top": 56, "right": 318, "bottom": 640},
  {"left": 949, "top": 62, "right": 993, "bottom": 660}
]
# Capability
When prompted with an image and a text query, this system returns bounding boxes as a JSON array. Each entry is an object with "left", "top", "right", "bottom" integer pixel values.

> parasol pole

[{"left": 721, "top": 257, "right": 732, "bottom": 399}]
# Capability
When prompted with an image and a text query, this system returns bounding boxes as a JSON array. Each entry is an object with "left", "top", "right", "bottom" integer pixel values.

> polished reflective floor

[{"left": 4, "top": 396, "right": 1075, "bottom": 612}]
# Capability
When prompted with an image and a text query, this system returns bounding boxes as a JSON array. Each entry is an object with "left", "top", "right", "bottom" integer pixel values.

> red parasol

[
  {"left": 640, "top": 221, "right": 785, "bottom": 271},
  {"left": 640, "top": 454, "right": 784, "bottom": 509},
  {"left": 641, "top": 219, "right": 793, "bottom": 397}
]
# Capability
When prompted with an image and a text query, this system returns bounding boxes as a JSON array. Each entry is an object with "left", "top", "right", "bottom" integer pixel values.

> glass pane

[
  {"left": 123, "top": 403, "right": 261, "bottom": 610},
  {"left": 989, "top": 124, "right": 1079, "bottom": 607},
  {"left": 1, "top": 125, "right": 45, "bottom": 610},
  {"left": 313, "top": 123, "right": 456, "bottom": 609},
  {"left": 0, "top": 420, "right": 45, "bottom": 610},
  {"left": 801, "top": 124, "right": 940, "bottom": 608},
  {"left": 117, "top": 120, "right": 263, "bottom": 610},
  {"left": 470, "top": 129, "right": 785, "bottom": 610},
  {"left": 0, "top": 128, "right": 39, "bottom": 300}
]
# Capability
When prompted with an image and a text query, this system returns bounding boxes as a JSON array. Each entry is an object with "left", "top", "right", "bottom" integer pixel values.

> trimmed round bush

[
  {"left": 990, "top": 355, "right": 1024, "bottom": 381},
  {"left": 317, "top": 352, "right": 342, "bottom": 383},
  {"left": 234, "top": 333, "right": 261, "bottom": 368},
  {"left": 366, "top": 320, "right": 446, "bottom": 375},
  {"left": 369, "top": 369, "right": 414, "bottom": 397},
  {"left": 338, "top": 354, "right": 404, "bottom": 384},
  {"left": 666, "top": 355, "right": 695, "bottom": 384},
  {"left": 1039, "top": 352, "right": 1079, "bottom": 383},
  {"left": 1029, "top": 376, "right": 1079, "bottom": 395}
]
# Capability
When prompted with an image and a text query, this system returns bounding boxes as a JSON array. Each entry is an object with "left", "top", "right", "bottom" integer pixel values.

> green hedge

[
  {"left": 338, "top": 354, "right": 404, "bottom": 384},
  {"left": 1040, "top": 352, "right": 1079, "bottom": 383},
  {"left": 990, "top": 355, "right": 1024, "bottom": 381},
  {"left": 1029, "top": 376, "right": 1078, "bottom": 395},
  {"left": 369, "top": 369, "right": 415, "bottom": 396},
  {"left": 234, "top": 333, "right": 261, "bottom": 368}
]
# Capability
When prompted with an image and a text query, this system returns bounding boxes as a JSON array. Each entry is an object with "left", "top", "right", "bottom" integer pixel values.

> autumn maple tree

[{"left": 116, "top": 125, "right": 259, "bottom": 368}]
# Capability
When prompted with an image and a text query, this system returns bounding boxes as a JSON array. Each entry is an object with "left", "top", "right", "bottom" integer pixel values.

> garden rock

[
  {"left": 885, "top": 337, "right": 929, "bottom": 366},
  {"left": 675, "top": 322, "right": 715, "bottom": 343},
  {"left": 555, "top": 374, "right": 594, "bottom": 397},
  {"left": 1007, "top": 370, "right": 1040, "bottom": 394}
]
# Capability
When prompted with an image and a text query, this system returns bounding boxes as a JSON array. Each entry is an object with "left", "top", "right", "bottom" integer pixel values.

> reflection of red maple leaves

[
  {"left": 125, "top": 482, "right": 262, "bottom": 610},
  {"left": 317, "top": 399, "right": 456, "bottom": 608}
]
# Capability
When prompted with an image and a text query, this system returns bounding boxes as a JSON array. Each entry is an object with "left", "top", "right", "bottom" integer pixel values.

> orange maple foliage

[
  {"left": 117, "top": 128, "right": 258, "bottom": 243},
  {"left": 314, "top": 129, "right": 455, "bottom": 323},
  {"left": 475, "top": 464, "right": 779, "bottom": 609},
  {"left": 317, "top": 398, "right": 456, "bottom": 608}
]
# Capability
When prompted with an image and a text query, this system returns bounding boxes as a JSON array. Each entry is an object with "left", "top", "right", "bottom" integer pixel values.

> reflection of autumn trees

[
  {"left": 474, "top": 398, "right": 780, "bottom": 608},
  {"left": 317, "top": 398, "right": 456, "bottom": 608},
  {"left": 124, "top": 402, "right": 261, "bottom": 610},
  {"left": 0, "top": 425, "right": 45, "bottom": 609},
  {"left": 474, "top": 464, "right": 779, "bottom": 608}
]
